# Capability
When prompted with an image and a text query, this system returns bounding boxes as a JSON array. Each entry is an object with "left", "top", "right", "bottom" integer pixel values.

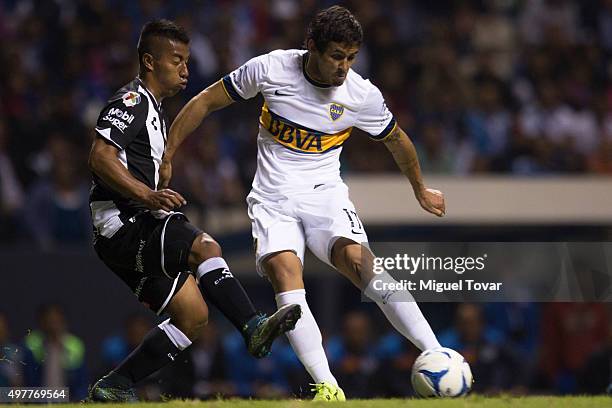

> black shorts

[{"left": 94, "top": 212, "right": 203, "bottom": 314}]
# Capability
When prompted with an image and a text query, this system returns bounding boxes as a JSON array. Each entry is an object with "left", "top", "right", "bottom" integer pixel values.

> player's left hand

[
  {"left": 159, "top": 160, "right": 172, "bottom": 189},
  {"left": 416, "top": 188, "right": 445, "bottom": 217}
]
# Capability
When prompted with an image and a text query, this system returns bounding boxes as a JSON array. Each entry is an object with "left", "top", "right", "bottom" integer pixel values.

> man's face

[
  {"left": 150, "top": 38, "right": 190, "bottom": 97},
  {"left": 310, "top": 41, "right": 359, "bottom": 86}
]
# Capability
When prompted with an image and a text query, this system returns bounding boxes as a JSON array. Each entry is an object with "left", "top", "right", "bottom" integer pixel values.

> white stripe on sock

[
  {"left": 158, "top": 318, "right": 192, "bottom": 350},
  {"left": 196, "top": 257, "right": 229, "bottom": 280}
]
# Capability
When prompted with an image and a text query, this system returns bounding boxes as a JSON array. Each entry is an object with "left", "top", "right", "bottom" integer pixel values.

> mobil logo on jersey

[
  {"left": 259, "top": 103, "right": 352, "bottom": 154},
  {"left": 329, "top": 103, "right": 345, "bottom": 121},
  {"left": 107, "top": 108, "right": 135, "bottom": 124}
]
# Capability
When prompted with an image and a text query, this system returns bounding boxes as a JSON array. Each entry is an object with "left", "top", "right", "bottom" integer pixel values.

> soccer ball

[{"left": 411, "top": 347, "right": 473, "bottom": 397}]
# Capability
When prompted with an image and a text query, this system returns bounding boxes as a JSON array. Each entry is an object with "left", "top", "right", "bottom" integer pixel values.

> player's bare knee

[
  {"left": 332, "top": 240, "right": 372, "bottom": 287},
  {"left": 347, "top": 250, "right": 362, "bottom": 275},
  {"left": 332, "top": 241, "right": 356, "bottom": 269},
  {"left": 269, "top": 267, "right": 298, "bottom": 285},
  {"left": 348, "top": 245, "right": 376, "bottom": 284},
  {"left": 189, "top": 233, "right": 222, "bottom": 268},
  {"left": 263, "top": 254, "right": 302, "bottom": 290}
]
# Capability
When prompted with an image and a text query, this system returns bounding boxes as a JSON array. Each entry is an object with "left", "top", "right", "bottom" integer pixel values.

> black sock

[
  {"left": 198, "top": 267, "right": 257, "bottom": 333},
  {"left": 110, "top": 326, "right": 180, "bottom": 385}
]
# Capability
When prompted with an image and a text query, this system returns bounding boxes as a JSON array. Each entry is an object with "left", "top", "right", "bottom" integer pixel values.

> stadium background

[{"left": 0, "top": 0, "right": 611, "bottom": 401}]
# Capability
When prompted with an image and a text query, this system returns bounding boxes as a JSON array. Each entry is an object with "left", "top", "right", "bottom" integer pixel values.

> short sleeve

[
  {"left": 221, "top": 54, "right": 269, "bottom": 101},
  {"left": 355, "top": 83, "right": 397, "bottom": 141},
  {"left": 95, "top": 92, "right": 148, "bottom": 149}
]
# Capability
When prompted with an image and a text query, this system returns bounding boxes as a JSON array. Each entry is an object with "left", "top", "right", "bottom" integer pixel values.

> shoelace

[
  {"left": 254, "top": 312, "right": 267, "bottom": 325},
  {"left": 242, "top": 312, "right": 268, "bottom": 337}
]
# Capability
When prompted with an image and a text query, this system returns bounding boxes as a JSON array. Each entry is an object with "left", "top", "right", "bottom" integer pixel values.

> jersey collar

[
  {"left": 136, "top": 77, "right": 162, "bottom": 113},
  {"left": 302, "top": 53, "right": 332, "bottom": 89}
]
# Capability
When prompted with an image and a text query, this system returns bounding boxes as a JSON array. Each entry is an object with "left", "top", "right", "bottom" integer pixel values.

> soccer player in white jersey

[{"left": 162, "top": 5, "right": 444, "bottom": 401}]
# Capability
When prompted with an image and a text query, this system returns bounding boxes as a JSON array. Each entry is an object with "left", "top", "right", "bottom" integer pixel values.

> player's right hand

[
  {"left": 144, "top": 188, "right": 187, "bottom": 211},
  {"left": 416, "top": 188, "right": 445, "bottom": 217}
]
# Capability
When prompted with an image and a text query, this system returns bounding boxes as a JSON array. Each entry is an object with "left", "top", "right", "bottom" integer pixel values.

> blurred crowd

[
  {"left": 1, "top": 302, "right": 610, "bottom": 400},
  {"left": 1, "top": 0, "right": 611, "bottom": 400},
  {"left": 1, "top": 0, "right": 612, "bottom": 245}
]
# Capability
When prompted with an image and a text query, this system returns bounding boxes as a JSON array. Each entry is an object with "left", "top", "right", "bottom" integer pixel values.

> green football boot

[
  {"left": 312, "top": 382, "right": 346, "bottom": 401},
  {"left": 244, "top": 303, "right": 302, "bottom": 358},
  {"left": 87, "top": 373, "right": 138, "bottom": 403}
]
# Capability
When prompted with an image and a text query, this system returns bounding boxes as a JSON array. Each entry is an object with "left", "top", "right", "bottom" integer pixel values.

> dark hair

[
  {"left": 137, "top": 19, "right": 189, "bottom": 64},
  {"left": 305, "top": 6, "right": 363, "bottom": 52}
]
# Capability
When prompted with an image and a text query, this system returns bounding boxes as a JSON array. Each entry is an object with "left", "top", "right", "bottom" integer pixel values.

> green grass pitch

[{"left": 2, "top": 396, "right": 611, "bottom": 408}]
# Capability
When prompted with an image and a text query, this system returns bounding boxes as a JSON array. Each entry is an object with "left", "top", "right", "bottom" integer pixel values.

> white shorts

[{"left": 247, "top": 182, "right": 369, "bottom": 276}]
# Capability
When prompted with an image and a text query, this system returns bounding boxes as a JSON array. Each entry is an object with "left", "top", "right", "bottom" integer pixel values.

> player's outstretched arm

[
  {"left": 160, "top": 80, "right": 234, "bottom": 188},
  {"left": 383, "top": 126, "right": 445, "bottom": 217},
  {"left": 89, "top": 137, "right": 186, "bottom": 211}
]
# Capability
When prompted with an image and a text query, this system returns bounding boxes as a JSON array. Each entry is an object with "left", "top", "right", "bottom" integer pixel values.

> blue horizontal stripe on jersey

[
  {"left": 270, "top": 139, "right": 345, "bottom": 154},
  {"left": 223, "top": 75, "right": 246, "bottom": 101}
]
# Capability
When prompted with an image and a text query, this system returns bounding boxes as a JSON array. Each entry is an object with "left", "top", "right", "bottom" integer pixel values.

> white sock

[
  {"left": 158, "top": 318, "right": 192, "bottom": 350},
  {"left": 275, "top": 289, "right": 337, "bottom": 385},
  {"left": 364, "top": 272, "right": 441, "bottom": 351}
]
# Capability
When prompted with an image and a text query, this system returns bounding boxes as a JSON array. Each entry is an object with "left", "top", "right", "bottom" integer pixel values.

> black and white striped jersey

[{"left": 89, "top": 77, "right": 168, "bottom": 238}]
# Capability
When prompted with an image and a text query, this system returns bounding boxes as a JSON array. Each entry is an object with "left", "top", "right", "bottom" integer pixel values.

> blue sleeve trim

[
  {"left": 222, "top": 75, "right": 245, "bottom": 101},
  {"left": 370, "top": 117, "right": 397, "bottom": 141}
]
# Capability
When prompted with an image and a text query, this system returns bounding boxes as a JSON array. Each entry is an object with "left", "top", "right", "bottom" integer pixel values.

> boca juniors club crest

[
  {"left": 122, "top": 91, "right": 141, "bottom": 107},
  {"left": 329, "top": 103, "right": 344, "bottom": 121}
]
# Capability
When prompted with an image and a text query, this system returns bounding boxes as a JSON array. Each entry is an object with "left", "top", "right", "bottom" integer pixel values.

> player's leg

[
  {"left": 331, "top": 238, "right": 440, "bottom": 351},
  {"left": 188, "top": 230, "right": 301, "bottom": 357},
  {"left": 263, "top": 251, "right": 340, "bottom": 390},
  {"left": 248, "top": 196, "right": 339, "bottom": 389},
  {"left": 89, "top": 212, "right": 297, "bottom": 401},
  {"left": 90, "top": 214, "right": 197, "bottom": 401},
  {"left": 189, "top": 231, "right": 258, "bottom": 336},
  {"left": 302, "top": 184, "right": 440, "bottom": 352},
  {"left": 92, "top": 275, "right": 206, "bottom": 400}
]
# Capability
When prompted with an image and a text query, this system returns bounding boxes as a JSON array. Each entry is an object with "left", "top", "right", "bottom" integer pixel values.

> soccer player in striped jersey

[{"left": 87, "top": 19, "right": 301, "bottom": 402}]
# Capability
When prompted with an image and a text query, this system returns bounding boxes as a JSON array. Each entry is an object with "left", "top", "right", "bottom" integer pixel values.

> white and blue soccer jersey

[{"left": 222, "top": 49, "right": 396, "bottom": 197}]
